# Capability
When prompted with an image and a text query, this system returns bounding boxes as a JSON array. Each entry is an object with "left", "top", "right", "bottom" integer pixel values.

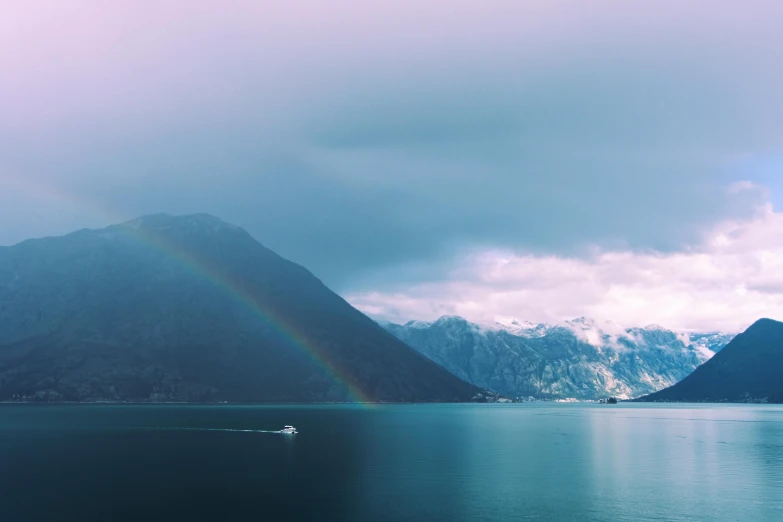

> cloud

[
  {"left": 556, "top": 318, "right": 639, "bottom": 352},
  {"left": 347, "top": 200, "right": 783, "bottom": 332},
  {"left": 1, "top": 1, "right": 783, "bottom": 290},
  {"left": 679, "top": 334, "right": 717, "bottom": 361}
]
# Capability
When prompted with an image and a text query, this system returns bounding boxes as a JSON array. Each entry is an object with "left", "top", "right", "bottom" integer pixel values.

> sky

[{"left": 2, "top": 1, "right": 783, "bottom": 332}]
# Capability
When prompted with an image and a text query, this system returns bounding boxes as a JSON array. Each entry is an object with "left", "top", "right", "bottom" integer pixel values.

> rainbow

[{"left": 1, "top": 171, "right": 373, "bottom": 403}]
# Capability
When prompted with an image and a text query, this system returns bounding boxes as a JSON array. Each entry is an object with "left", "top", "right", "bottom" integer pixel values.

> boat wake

[{"left": 151, "top": 427, "right": 285, "bottom": 434}]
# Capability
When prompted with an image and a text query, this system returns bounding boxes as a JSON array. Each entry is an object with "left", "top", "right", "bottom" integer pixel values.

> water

[{"left": 1, "top": 403, "right": 782, "bottom": 521}]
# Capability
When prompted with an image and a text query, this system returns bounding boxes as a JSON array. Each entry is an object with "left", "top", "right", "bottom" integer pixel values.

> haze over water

[{"left": 1, "top": 403, "right": 782, "bottom": 521}]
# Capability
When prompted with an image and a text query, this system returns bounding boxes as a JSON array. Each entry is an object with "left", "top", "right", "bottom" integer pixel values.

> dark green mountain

[
  {"left": 636, "top": 318, "right": 783, "bottom": 403},
  {"left": 0, "top": 214, "right": 478, "bottom": 403}
]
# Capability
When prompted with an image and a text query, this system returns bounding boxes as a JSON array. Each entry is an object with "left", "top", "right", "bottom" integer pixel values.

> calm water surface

[{"left": 1, "top": 403, "right": 781, "bottom": 521}]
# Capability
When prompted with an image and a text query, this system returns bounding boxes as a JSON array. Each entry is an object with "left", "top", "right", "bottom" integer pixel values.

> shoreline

[{"left": 2, "top": 400, "right": 779, "bottom": 405}]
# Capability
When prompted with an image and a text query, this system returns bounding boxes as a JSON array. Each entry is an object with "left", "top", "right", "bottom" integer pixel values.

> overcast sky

[{"left": 3, "top": 1, "right": 783, "bottom": 332}]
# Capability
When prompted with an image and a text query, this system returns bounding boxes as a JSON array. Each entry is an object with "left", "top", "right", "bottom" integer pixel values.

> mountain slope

[
  {"left": 637, "top": 318, "right": 783, "bottom": 403},
  {"left": 383, "top": 316, "right": 734, "bottom": 400},
  {"left": 0, "top": 214, "right": 478, "bottom": 402}
]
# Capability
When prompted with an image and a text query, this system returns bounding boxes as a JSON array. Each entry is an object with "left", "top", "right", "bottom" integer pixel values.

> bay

[{"left": 1, "top": 403, "right": 781, "bottom": 521}]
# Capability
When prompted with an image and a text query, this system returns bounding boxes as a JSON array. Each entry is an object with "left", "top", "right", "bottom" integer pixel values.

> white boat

[{"left": 280, "top": 425, "right": 297, "bottom": 434}]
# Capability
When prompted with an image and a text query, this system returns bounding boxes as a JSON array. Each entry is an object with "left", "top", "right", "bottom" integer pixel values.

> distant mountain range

[
  {"left": 637, "top": 318, "right": 783, "bottom": 403},
  {"left": 0, "top": 214, "right": 478, "bottom": 403},
  {"left": 382, "top": 316, "right": 735, "bottom": 400}
]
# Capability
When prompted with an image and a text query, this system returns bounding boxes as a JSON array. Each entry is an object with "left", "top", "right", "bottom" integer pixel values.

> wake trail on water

[{"left": 149, "top": 427, "right": 284, "bottom": 434}]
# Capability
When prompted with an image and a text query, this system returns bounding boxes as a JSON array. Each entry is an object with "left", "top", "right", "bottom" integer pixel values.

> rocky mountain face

[
  {"left": 0, "top": 214, "right": 478, "bottom": 403},
  {"left": 637, "top": 318, "right": 783, "bottom": 403},
  {"left": 382, "top": 316, "right": 735, "bottom": 400}
]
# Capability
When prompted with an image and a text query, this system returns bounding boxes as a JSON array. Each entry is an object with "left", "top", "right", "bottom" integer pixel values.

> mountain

[
  {"left": 0, "top": 214, "right": 478, "bottom": 403},
  {"left": 382, "top": 316, "right": 735, "bottom": 400},
  {"left": 688, "top": 332, "right": 736, "bottom": 354},
  {"left": 636, "top": 318, "right": 783, "bottom": 403}
]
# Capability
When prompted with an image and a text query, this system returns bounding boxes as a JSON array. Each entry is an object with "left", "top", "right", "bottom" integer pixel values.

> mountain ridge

[
  {"left": 382, "top": 315, "right": 735, "bottom": 400},
  {"left": 385, "top": 315, "right": 735, "bottom": 343}
]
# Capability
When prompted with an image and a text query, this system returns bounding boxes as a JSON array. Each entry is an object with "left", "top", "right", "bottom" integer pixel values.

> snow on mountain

[
  {"left": 681, "top": 331, "right": 737, "bottom": 359},
  {"left": 491, "top": 317, "right": 548, "bottom": 336},
  {"left": 402, "top": 319, "right": 434, "bottom": 329},
  {"left": 382, "top": 315, "right": 736, "bottom": 400}
]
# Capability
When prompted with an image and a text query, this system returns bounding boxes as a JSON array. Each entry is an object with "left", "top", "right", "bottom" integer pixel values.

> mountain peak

[
  {"left": 492, "top": 317, "right": 543, "bottom": 335},
  {"left": 643, "top": 324, "right": 668, "bottom": 331},
  {"left": 564, "top": 317, "right": 597, "bottom": 328},
  {"left": 121, "top": 213, "right": 238, "bottom": 232},
  {"left": 403, "top": 319, "right": 432, "bottom": 329},
  {"left": 433, "top": 315, "right": 469, "bottom": 326},
  {"left": 746, "top": 318, "right": 783, "bottom": 333}
]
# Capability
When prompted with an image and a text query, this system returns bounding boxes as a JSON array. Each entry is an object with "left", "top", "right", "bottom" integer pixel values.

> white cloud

[
  {"left": 727, "top": 180, "right": 763, "bottom": 194},
  {"left": 347, "top": 199, "right": 783, "bottom": 333}
]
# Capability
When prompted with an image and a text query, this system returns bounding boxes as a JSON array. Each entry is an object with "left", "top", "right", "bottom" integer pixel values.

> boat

[{"left": 280, "top": 425, "right": 297, "bottom": 434}]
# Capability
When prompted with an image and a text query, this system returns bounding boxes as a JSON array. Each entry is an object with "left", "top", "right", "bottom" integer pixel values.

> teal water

[{"left": 1, "top": 403, "right": 781, "bottom": 521}]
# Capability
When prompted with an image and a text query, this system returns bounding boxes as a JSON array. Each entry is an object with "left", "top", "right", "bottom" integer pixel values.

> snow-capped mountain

[{"left": 382, "top": 316, "right": 736, "bottom": 400}]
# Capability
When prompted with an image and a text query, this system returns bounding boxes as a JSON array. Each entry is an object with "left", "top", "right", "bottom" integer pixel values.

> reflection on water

[
  {"left": 0, "top": 403, "right": 781, "bottom": 521},
  {"left": 582, "top": 405, "right": 783, "bottom": 520}
]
